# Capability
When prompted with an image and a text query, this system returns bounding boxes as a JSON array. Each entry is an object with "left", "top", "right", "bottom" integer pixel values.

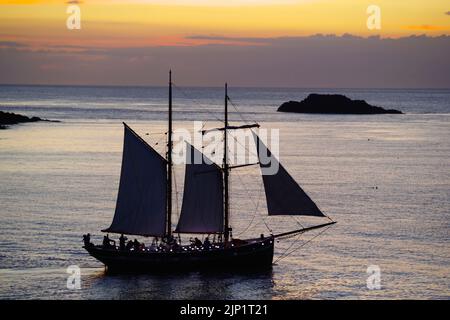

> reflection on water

[
  {"left": 88, "top": 269, "right": 275, "bottom": 300},
  {"left": 0, "top": 267, "right": 276, "bottom": 300}
]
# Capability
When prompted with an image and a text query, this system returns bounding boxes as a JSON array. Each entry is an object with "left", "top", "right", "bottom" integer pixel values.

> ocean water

[{"left": 0, "top": 85, "right": 449, "bottom": 299}]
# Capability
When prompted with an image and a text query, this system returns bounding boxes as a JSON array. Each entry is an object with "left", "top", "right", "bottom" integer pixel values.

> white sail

[
  {"left": 175, "top": 144, "right": 224, "bottom": 234},
  {"left": 252, "top": 132, "right": 325, "bottom": 217},
  {"left": 103, "top": 123, "right": 167, "bottom": 237}
]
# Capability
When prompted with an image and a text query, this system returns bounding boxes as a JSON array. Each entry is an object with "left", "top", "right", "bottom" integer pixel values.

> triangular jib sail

[
  {"left": 103, "top": 123, "right": 167, "bottom": 237},
  {"left": 252, "top": 132, "right": 325, "bottom": 217},
  {"left": 175, "top": 143, "right": 224, "bottom": 234}
]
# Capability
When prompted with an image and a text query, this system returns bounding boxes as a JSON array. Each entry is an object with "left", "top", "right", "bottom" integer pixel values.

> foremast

[
  {"left": 223, "top": 83, "right": 230, "bottom": 242},
  {"left": 167, "top": 70, "right": 173, "bottom": 238}
]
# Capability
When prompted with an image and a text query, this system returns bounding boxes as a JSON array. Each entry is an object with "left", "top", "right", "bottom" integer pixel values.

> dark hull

[{"left": 85, "top": 237, "right": 274, "bottom": 273}]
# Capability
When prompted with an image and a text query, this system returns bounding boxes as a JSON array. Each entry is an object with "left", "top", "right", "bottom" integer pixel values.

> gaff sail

[
  {"left": 175, "top": 143, "right": 224, "bottom": 234},
  {"left": 103, "top": 123, "right": 167, "bottom": 237}
]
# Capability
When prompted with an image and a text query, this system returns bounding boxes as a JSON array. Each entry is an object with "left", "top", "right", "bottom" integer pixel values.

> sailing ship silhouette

[{"left": 83, "top": 72, "right": 336, "bottom": 272}]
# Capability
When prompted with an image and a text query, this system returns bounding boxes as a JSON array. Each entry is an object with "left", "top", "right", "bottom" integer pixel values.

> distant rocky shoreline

[
  {"left": 0, "top": 111, "right": 58, "bottom": 129},
  {"left": 278, "top": 94, "right": 403, "bottom": 114}
]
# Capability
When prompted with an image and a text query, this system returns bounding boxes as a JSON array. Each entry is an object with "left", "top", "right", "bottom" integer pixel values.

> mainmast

[
  {"left": 223, "top": 83, "right": 230, "bottom": 242},
  {"left": 167, "top": 70, "right": 173, "bottom": 238}
]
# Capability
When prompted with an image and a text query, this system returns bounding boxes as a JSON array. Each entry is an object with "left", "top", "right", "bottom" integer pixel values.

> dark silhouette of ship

[{"left": 83, "top": 72, "right": 335, "bottom": 272}]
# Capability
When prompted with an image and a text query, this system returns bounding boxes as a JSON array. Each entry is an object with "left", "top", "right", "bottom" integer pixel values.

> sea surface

[{"left": 0, "top": 85, "right": 449, "bottom": 299}]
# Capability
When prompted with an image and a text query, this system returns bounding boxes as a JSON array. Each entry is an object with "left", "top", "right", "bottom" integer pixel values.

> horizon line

[{"left": 1, "top": 83, "right": 449, "bottom": 91}]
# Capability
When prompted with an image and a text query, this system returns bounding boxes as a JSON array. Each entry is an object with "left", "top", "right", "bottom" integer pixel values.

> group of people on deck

[
  {"left": 83, "top": 233, "right": 215, "bottom": 252},
  {"left": 118, "top": 234, "right": 147, "bottom": 251}
]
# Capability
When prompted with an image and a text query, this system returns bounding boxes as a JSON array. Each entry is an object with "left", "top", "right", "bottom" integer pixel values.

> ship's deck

[{"left": 87, "top": 236, "right": 273, "bottom": 254}]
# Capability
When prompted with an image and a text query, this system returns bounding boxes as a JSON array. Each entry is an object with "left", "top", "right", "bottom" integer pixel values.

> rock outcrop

[
  {"left": 0, "top": 111, "right": 56, "bottom": 129},
  {"left": 278, "top": 94, "right": 402, "bottom": 114}
]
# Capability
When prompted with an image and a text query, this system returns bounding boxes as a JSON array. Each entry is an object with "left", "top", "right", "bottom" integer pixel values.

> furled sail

[
  {"left": 252, "top": 132, "right": 325, "bottom": 217},
  {"left": 103, "top": 123, "right": 167, "bottom": 237},
  {"left": 175, "top": 143, "right": 224, "bottom": 234}
]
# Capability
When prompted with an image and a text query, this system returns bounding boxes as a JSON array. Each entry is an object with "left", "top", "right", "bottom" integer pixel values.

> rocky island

[
  {"left": 278, "top": 94, "right": 403, "bottom": 114},
  {"left": 0, "top": 110, "right": 57, "bottom": 129}
]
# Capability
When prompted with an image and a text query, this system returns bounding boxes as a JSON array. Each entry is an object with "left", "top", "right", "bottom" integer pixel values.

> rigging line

[
  {"left": 292, "top": 216, "right": 304, "bottom": 229},
  {"left": 172, "top": 83, "right": 224, "bottom": 123},
  {"left": 232, "top": 161, "right": 259, "bottom": 210},
  {"left": 173, "top": 167, "right": 180, "bottom": 220},
  {"left": 202, "top": 140, "right": 222, "bottom": 160},
  {"left": 234, "top": 179, "right": 265, "bottom": 237},
  {"left": 228, "top": 162, "right": 232, "bottom": 232},
  {"left": 227, "top": 127, "right": 273, "bottom": 235},
  {"left": 240, "top": 182, "right": 263, "bottom": 236},
  {"left": 236, "top": 210, "right": 257, "bottom": 237},
  {"left": 172, "top": 84, "right": 256, "bottom": 146},
  {"left": 275, "top": 228, "right": 328, "bottom": 264},
  {"left": 228, "top": 97, "right": 250, "bottom": 125},
  {"left": 228, "top": 131, "right": 258, "bottom": 158},
  {"left": 140, "top": 129, "right": 167, "bottom": 154},
  {"left": 234, "top": 168, "right": 264, "bottom": 237},
  {"left": 228, "top": 130, "right": 259, "bottom": 159},
  {"left": 155, "top": 134, "right": 167, "bottom": 147},
  {"left": 262, "top": 218, "right": 273, "bottom": 233},
  {"left": 273, "top": 232, "right": 303, "bottom": 264},
  {"left": 142, "top": 130, "right": 167, "bottom": 135},
  {"left": 172, "top": 84, "right": 259, "bottom": 151},
  {"left": 133, "top": 127, "right": 166, "bottom": 144},
  {"left": 227, "top": 96, "right": 258, "bottom": 126},
  {"left": 273, "top": 225, "right": 333, "bottom": 265}
]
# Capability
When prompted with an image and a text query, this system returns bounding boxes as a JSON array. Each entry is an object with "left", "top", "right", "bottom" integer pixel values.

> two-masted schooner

[{"left": 83, "top": 72, "right": 336, "bottom": 272}]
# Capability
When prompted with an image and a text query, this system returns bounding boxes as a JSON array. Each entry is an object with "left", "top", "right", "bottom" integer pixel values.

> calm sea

[{"left": 0, "top": 85, "right": 449, "bottom": 299}]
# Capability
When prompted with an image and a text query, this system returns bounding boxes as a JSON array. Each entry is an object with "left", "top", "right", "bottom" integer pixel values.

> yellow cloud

[{"left": 0, "top": 0, "right": 449, "bottom": 49}]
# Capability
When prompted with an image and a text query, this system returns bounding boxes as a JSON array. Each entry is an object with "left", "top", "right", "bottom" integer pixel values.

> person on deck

[
  {"left": 150, "top": 237, "right": 159, "bottom": 251},
  {"left": 171, "top": 240, "right": 180, "bottom": 251},
  {"left": 103, "top": 234, "right": 110, "bottom": 248},
  {"left": 194, "top": 237, "right": 202, "bottom": 247},
  {"left": 133, "top": 239, "right": 140, "bottom": 251},
  {"left": 82, "top": 233, "right": 91, "bottom": 247},
  {"left": 119, "top": 234, "right": 127, "bottom": 251},
  {"left": 110, "top": 236, "right": 116, "bottom": 247},
  {"left": 126, "top": 240, "right": 133, "bottom": 250},
  {"left": 203, "top": 237, "right": 211, "bottom": 249}
]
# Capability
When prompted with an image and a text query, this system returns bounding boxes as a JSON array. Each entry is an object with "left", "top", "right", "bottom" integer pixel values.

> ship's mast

[
  {"left": 223, "top": 83, "right": 230, "bottom": 242},
  {"left": 167, "top": 70, "right": 173, "bottom": 238}
]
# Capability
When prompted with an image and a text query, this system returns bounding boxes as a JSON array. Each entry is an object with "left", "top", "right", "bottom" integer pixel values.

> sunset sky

[{"left": 1, "top": 0, "right": 449, "bottom": 87}]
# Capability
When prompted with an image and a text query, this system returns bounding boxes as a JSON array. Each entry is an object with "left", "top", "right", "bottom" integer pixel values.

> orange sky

[
  {"left": 1, "top": 1, "right": 449, "bottom": 87},
  {"left": 1, "top": 0, "right": 449, "bottom": 49}
]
